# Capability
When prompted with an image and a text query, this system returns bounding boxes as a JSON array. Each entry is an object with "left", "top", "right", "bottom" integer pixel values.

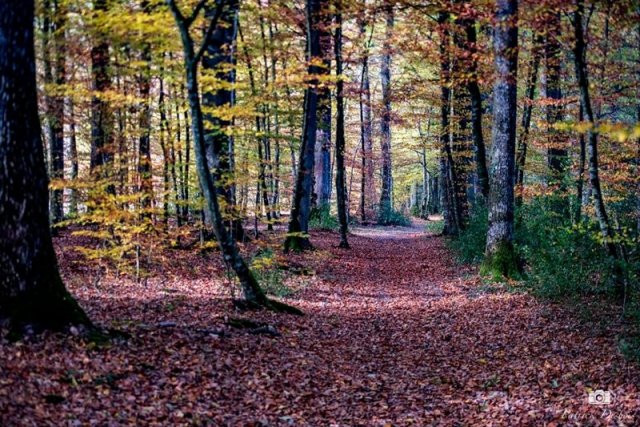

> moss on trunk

[{"left": 480, "top": 241, "right": 520, "bottom": 281}]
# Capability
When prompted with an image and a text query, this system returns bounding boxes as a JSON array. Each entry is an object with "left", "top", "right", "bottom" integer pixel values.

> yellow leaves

[{"left": 554, "top": 120, "right": 640, "bottom": 143}]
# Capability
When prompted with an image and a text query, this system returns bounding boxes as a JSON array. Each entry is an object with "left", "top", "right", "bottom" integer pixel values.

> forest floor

[{"left": 2, "top": 220, "right": 640, "bottom": 426}]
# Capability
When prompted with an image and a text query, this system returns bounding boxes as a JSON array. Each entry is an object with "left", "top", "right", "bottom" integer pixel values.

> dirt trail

[{"left": 2, "top": 224, "right": 640, "bottom": 425}]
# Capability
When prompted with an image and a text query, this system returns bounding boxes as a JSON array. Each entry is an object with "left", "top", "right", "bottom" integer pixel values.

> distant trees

[{"left": 0, "top": 0, "right": 91, "bottom": 333}]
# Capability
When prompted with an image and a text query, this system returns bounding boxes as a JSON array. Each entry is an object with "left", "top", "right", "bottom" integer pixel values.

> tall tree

[
  {"left": 167, "top": 0, "right": 301, "bottom": 314},
  {"left": 358, "top": 7, "right": 374, "bottom": 221},
  {"left": 90, "top": 0, "right": 115, "bottom": 193},
  {"left": 334, "top": 0, "right": 349, "bottom": 249},
  {"left": 0, "top": 0, "right": 91, "bottom": 333},
  {"left": 285, "top": 0, "right": 323, "bottom": 251},
  {"left": 545, "top": 9, "right": 566, "bottom": 189},
  {"left": 313, "top": 0, "right": 333, "bottom": 209},
  {"left": 515, "top": 32, "right": 542, "bottom": 206},
  {"left": 481, "top": 0, "right": 519, "bottom": 279},
  {"left": 572, "top": 0, "right": 622, "bottom": 296},
  {"left": 202, "top": 0, "right": 244, "bottom": 239},
  {"left": 378, "top": 0, "right": 394, "bottom": 223},
  {"left": 138, "top": 8, "right": 153, "bottom": 218},
  {"left": 43, "top": 0, "right": 67, "bottom": 223},
  {"left": 438, "top": 11, "right": 460, "bottom": 236},
  {"left": 462, "top": 11, "right": 489, "bottom": 201}
]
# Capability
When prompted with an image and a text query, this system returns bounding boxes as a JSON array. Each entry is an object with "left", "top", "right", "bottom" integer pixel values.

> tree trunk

[
  {"left": 45, "top": 0, "right": 66, "bottom": 223},
  {"left": 285, "top": 0, "right": 323, "bottom": 251},
  {"left": 545, "top": 10, "right": 566, "bottom": 189},
  {"left": 358, "top": 10, "right": 374, "bottom": 221},
  {"left": 438, "top": 11, "right": 459, "bottom": 236},
  {"left": 167, "top": 0, "right": 301, "bottom": 314},
  {"left": 334, "top": 0, "right": 349, "bottom": 248},
  {"left": 378, "top": 1, "right": 394, "bottom": 223},
  {"left": 463, "top": 17, "right": 489, "bottom": 201},
  {"left": 0, "top": 0, "right": 91, "bottom": 333},
  {"left": 203, "top": 0, "right": 244, "bottom": 238},
  {"left": 69, "top": 98, "right": 79, "bottom": 216},
  {"left": 313, "top": 1, "right": 332, "bottom": 209},
  {"left": 572, "top": 0, "right": 622, "bottom": 296},
  {"left": 482, "top": 0, "right": 519, "bottom": 279},
  {"left": 138, "top": 42, "right": 153, "bottom": 219},
  {"left": 515, "top": 33, "right": 542, "bottom": 206},
  {"left": 90, "top": 0, "right": 114, "bottom": 195}
]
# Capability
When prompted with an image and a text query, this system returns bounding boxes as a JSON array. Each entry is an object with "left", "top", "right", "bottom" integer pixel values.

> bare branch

[{"left": 186, "top": 0, "right": 209, "bottom": 28}]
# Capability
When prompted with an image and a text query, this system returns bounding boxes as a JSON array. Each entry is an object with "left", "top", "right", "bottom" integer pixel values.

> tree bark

[
  {"left": 285, "top": 0, "right": 323, "bottom": 251},
  {"left": 515, "top": 33, "right": 542, "bottom": 206},
  {"left": 313, "top": 0, "right": 332, "bottom": 209},
  {"left": 378, "top": 1, "right": 394, "bottom": 223},
  {"left": 463, "top": 16, "right": 489, "bottom": 201},
  {"left": 438, "top": 11, "right": 459, "bottom": 236},
  {"left": 358, "top": 9, "right": 374, "bottom": 221},
  {"left": 90, "top": 0, "right": 115, "bottom": 194},
  {"left": 44, "top": 0, "right": 66, "bottom": 223},
  {"left": 203, "top": 0, "right": 245, "bottom": 239},
  {"left": 334, "top": 0, "right": 349, "bottom": 249},
  {"left": 545, "top": 10, "right": 566, "bottom": 189},
  {"left": 572, "top": 0, "right": 622, "bottom": 296},
  {"left": 0, "top": 0, "right": 91, "bottom": 333},
  {"left": 482, "top": 0, "right": 519, "bottom": 279}
]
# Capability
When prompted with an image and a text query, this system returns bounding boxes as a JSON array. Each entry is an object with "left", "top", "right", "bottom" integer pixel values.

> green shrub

[
  {"left": 250, "top": 249, "right": 293, "bottom": 298},
  {"left": 309, "top": 204, "right": 338, "bottom": 231},
  {"left": 449, "top": 205, "right": 488, "bottom": 264},
  {"left": 378, "top": 208, "right": 412, "bottom": 226},
  {"left": 425, "top": 219, "right": 444, "bottom": 234},
  {"left": 516, "top": 197, "right": 619, "bottom": 298}
]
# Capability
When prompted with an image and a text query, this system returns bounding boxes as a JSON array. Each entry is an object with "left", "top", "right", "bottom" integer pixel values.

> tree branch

[{"left": 194, "top": 0, "right": 228, "bottom": 64}]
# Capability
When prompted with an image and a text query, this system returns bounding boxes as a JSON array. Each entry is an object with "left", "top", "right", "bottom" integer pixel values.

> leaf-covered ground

[{"left": 2, "top": 222, "right": 640, "bottom": 426}]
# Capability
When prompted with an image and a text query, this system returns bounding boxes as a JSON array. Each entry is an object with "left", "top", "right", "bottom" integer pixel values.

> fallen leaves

[{"left": 1, "top": 221, "right": 640, "bottom": 425}]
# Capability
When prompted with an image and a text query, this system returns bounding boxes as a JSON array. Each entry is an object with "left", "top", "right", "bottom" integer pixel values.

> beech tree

[
  {"left": 481, "top": 0, "right": 519, "bottom": 279},
  {"left": 285, "top": 0, "right": 323, "bottom": 251},
  {"left": 0, "top": 0, "right": 91, "bottom": 333}
]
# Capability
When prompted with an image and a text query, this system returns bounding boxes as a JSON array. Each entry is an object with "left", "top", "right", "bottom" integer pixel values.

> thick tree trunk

[
  {"left": 285, "top": 0, "right": 323, "bottom": 251},
  {"left": 0, "top": 0, "right": 91, "bottom": 333},
  {"left": 378, "top": 2, "right": 394, "bottom": 223},
  {"left": 313, "top": 2, "right": 332, "bottom": 209},
  {"left": 334, "top": 0, "right": 349, "bottom": 248},
  {"left": 482, "top": 0, "right": 519, "bottom": 279},
  {"left": 203, "top": 0, "right": 245, "bottom": 238}
]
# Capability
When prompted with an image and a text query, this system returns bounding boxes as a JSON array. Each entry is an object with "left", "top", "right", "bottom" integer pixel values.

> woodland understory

[
  {"left": 2, "top": 224, "right": 640, "bottom": 425},
  {"left": 1, "top": 0, "right": 640, "bottom": 425}
]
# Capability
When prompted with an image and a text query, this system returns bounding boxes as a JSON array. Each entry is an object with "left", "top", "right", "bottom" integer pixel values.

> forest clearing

[{"left": 1, "top": 0, "right": 640, "bottom": 425}]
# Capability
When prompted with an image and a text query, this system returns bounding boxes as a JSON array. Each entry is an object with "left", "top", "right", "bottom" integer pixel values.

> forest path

[{"left": 3, "top": 222, "right": 640, "bottom": 425}]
